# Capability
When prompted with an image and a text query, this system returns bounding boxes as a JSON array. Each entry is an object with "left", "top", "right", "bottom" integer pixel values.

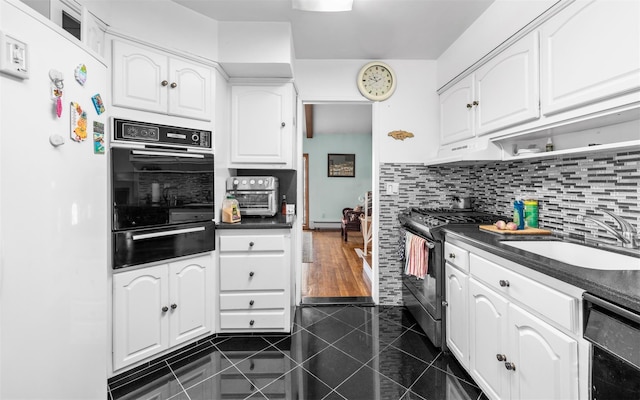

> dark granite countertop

[
  {"left": 443, "top": 225, "right": 640, "bottom": 314},
  {"left": 216, "top": 215, "right": 295, "bottom": 230}
]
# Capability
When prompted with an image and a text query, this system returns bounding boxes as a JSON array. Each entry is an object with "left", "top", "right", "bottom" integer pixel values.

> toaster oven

[{"left": 226, "top": 176, "right": 279, "bottom": 216}]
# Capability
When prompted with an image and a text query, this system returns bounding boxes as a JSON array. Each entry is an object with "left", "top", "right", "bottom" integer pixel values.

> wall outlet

[{"left": 386, "top": 182, "right": 399, "bottom": 195}]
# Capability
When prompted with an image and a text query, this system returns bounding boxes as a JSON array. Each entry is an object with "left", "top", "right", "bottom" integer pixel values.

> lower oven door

[{"left": 113, "top": 221, "right": 215, "bottom": 269}]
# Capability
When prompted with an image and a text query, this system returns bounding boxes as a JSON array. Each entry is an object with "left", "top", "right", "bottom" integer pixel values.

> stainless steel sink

[{"left": 500, "top": 241, "right": 640, "bottom": 270}]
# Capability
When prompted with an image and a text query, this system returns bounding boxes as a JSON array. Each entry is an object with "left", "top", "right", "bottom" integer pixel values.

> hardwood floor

[{"left": 301, "top": 229, "right": 372, "bottom": 298}]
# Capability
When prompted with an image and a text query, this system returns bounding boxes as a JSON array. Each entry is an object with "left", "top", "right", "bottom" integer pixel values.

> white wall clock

[{"left": 357, "top": 61, "right": 396, "bottom": 101}]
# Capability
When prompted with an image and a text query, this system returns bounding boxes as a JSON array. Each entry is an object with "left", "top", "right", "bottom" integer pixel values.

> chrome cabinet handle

[
  {"left": 466, "top": 103, "right": 472, "bottom": 109},
  {"left": 442, "top": 301, "right": 448, "bottom": 306},
  {"left": 499, "top": 280, "right": 510, "bottom": 287},
  {"left": 281, "top": 122, "right": 286, "bottom": 127},
  {"left": 170, "top": 82, "right": 177, "bottom": 88},
  {"left": 449, "top": 253, "right": 456, "bottom": 259},
  {"left": 496, "top": 354, "right": 507, "bottom": 362},
  {"left": 249, "top": 241, "right": 255, "bottom": 247},
  {"left": 505, "top": 362, "right": 516, "bottom": 371},
  {"left": 171, "top": 304, "right": 177, "bottom": 310},
  {"left": 162, "top": 306, "right": 169, "bottom": 312},
  {"left": 161, "top": 80, "right": 168, "bottom": 86},
  {"left": 249, "top": 300, "right": 255, "bottom": 306},
  {"left": 249, "top": 271, "right": 255, "bottom": 277},
  {"left": 473, "top": 100, "right": 479, "bottom": 106},
  {"left": 249, "top": 319, "right": 255, "bottom": 326}
]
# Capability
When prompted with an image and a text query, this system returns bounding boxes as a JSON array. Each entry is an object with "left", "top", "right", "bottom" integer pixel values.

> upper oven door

[{"left": 112, "top": 147, "right": 214, "bottom": 230}]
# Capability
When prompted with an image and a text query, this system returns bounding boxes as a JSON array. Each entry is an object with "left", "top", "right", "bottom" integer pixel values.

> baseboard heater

[{"left": 312, "top": 221, "right": 341, "bottom": 230}]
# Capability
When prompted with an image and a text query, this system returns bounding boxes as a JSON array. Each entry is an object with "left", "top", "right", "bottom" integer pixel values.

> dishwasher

[{"left": 583, "top": 293, "right": 640, "bottom": 400}]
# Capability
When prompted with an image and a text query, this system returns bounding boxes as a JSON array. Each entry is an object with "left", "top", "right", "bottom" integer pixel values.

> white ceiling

[{"left": 172, "top": 0, "right": 495, "bottom": 60}]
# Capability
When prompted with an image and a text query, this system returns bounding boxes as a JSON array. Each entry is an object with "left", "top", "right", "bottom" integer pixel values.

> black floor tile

[
  {"left": 109, "top": 305, "right": 486, "bottom": 400},
  {"left": 302, "top": 346, "right": 364, "bottom": 388},
  {"left": 335, "top": 365, "right": 408, "bottom": 400},
  {"left": 366, "top": 345, "right": 431, "bottom": 389}
]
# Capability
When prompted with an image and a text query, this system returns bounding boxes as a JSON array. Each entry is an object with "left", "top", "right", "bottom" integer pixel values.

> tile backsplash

[{"left": 378, "top": 148, "right": 640, "bottom": 305}]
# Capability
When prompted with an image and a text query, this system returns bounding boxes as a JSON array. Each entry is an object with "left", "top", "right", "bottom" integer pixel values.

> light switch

[
  {"left": 0, "top": 31, "right": 29, "bottom": 79},
  {"left": 386, "top": 182, "right": 399, "bottom": 195}
]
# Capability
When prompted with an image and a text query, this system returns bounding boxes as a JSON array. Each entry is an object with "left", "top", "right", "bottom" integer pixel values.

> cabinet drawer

[
  {"left": 470, "top": 254, "right": 578, "bottom": 332},
  {"left": 220, "top": 311, "right": 285, "bottom": 330},
  {"left": 219, "top": 254, "right": 285, "bottom": 291},
  {"left": 219, "top": 234, "right": 285, "bottom": 252},
  {"left": 444, "top": 242, "right": 470, "bottom": 272},
  {"left": 220, "top": 292, "right": 285, "bottom": 310}
]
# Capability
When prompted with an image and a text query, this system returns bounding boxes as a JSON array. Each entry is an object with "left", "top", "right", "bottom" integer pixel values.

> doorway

[{"left": 300, "top": 103, "right": 373, "bottom": 305}]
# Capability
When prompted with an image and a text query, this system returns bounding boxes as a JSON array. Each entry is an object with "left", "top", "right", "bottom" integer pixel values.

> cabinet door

[
  {"left": 469, "top": 278, "right": 510, "bottom": 400},
  {"left": 168, "top": 58, "right": 212, "bottom": 121},
  {"left": 230, "top": 85, "right": 293, "bottom": 166},
  {"left": 541, "top": 0, "right": 640, "bottom": 115},
  {"left": 445, "top": 263, "right": 469, "bottom": 369},
  {"left": 508, "top": 303, "right": 579, "bottom": 400},
  {"left": 113, "top": 265, "right": 169, "bottom": 370},
  {"left": 475, "top": 31, "right": 540, "bottom": 135},
  {"left": 440, "top": 75, "right": 475, "bottom": 145},
  {"left": 112, "top": 40, "right": 168, "bottom": 114},
  {"left": 168, "top": 256, "right": 213, "bottom": 347}
]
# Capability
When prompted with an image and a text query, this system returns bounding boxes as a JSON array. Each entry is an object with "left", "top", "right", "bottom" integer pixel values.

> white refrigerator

[{"left": 0, "top": 1, "right": 108, "bottom": 398}]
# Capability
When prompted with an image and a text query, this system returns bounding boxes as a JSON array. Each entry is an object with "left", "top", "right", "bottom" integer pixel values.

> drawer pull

[
  {"left": 249, "top": 300, "right": 255, "bottom": 306},
  {"left": 249, "top": 241, "right": 255, "bottom": 247},
  {"left": 449, "top": 253, "right": 456, "bottom": 259},
  {"left": 171, "top": 303, "right": 177, "bottom": 310},
  {"left": 499, "top": 280, "right": 510, "bottom": 287},
  {"left": 162, "top": 306, "right": 168, "bottom": 313},
  {"left": 496, "top": 354, "right": 507, "bottom": 362},
  {"left": 249, "top": 271, "right": 255, "bottom": 277},
  {"left": 249, "top": 319, "right": 255, "bottom": 326},
  {"left": 505, "top": 362, "right": 516, "bottom": 371}
]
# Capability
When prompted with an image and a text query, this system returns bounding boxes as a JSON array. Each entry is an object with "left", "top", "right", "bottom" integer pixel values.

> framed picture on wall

[{"left": 328, "top": 153, "right": 355, "bottom": 177}]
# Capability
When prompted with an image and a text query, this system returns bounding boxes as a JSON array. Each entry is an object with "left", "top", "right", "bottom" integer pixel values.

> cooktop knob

[
  {"left": 233, "top": 179, "right": 239, "bottom": 185},
  {"left": 250, "top": 179, "right": 255, "bottom": 185},
  {"left": 241, "top": 180, "right": 247, "bottom": 185},
  {"left": 258, "top": 179, "right": 263, "bottom": 185}
]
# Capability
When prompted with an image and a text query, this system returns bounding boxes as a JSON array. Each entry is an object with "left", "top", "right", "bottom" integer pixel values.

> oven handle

[
  {"left": 132, "top": 226, "right": 206, "bottom": 241},
  {"left": 402, "top": 227, "right": 436, "bottom": 248},
  {"left": 131, "top": 150, "right": 205, "bottom": 159}
]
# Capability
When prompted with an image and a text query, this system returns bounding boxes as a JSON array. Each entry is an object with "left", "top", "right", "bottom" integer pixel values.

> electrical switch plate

[
  {"left": 386, "top": 182, "right": 399, "bottom": 195},
  {"left": 0, "top": 31, "right": 29, "bottom": 79}
]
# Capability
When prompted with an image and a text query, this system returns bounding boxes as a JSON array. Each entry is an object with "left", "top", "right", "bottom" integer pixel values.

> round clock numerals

[{"left": 357, "top": 62, "right": 396, "bottom": 101}]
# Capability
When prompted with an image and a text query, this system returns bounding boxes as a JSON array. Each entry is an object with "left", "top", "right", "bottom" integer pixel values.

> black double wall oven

[{"left": 111, "top": 119, "right": 215, "bottom": 269}]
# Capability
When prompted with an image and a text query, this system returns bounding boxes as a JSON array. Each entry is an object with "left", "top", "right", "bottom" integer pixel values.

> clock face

[{"left": 357, "top": 62, "right": 396, "bottom": 101}]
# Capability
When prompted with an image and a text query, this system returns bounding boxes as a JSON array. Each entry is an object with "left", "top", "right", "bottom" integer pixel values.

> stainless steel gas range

[{"left": 398, "top": 207, "right": 506, "bottom": 350}]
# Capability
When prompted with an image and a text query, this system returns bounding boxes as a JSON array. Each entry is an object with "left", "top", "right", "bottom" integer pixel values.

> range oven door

[
  {"left": 111, "top": 147, "right": 214, "bottom": 230},
  {"left": 113, "top": 221, "right": 215, "bottom": 269}
]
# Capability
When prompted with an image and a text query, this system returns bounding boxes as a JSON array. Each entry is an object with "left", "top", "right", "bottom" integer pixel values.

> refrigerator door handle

[
  {"left": 132, "top": 226, "right": 206, "bottom": 241},
  {"left": 130, "top": 149, "right": 205, "bottom": 159}
]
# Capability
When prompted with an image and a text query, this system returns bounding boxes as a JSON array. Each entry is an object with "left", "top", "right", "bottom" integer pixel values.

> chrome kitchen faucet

[{"left": 580, "top": 209, "right": 640, "bottom": 249}]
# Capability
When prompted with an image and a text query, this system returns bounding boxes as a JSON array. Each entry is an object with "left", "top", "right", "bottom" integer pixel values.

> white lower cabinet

[
  {"left": 113, "top": 254, "right": 213, "bottom": 370},
  {"left": 445, "top": 238, "right": 585, "bottom": 400},
  {"left": 218, "top": 229, "right": 292, "bottom": 333}
]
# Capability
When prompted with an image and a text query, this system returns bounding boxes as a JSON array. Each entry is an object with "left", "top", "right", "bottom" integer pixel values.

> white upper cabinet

[
  {"left": 112, "top": 39, "right": 212, "bottom": 121},
  {"left": 230, "top": 84, "right": 294, "bottom": 168},
  {"left": 440, "top": 31, "right": 540, "bottom": 145},
  {"left": 541, "top": 0, "right": 640, "bottom": 115},
  {"left": 474, "top": 31, "right": 540, "bottom": 135},
  {"left": 440, "top": 75, "right": 475, "bottom": 145}
]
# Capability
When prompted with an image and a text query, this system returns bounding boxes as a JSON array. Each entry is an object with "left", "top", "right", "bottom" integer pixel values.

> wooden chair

[{"left": 341, "top": 207, "right": 364, "bottom": 241}]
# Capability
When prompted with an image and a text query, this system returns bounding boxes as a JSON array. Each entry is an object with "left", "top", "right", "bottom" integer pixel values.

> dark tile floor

[{"left": 108, "top": 305, "right": 487, "bottom": 400}]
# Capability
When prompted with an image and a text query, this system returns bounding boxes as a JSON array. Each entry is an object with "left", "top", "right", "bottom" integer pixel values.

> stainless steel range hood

[{"left": 424, "top": 136, "right": 503, "bottom": 166}]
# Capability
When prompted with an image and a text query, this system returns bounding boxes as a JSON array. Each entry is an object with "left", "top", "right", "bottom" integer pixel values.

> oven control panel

[{"left": 113, "top": 118, "right": 212, "bottom": 150}]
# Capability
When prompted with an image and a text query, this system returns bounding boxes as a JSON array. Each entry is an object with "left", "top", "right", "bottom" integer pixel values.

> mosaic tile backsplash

[{"left": 377, "top": 148, "right": 640, "bottom": 305}]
